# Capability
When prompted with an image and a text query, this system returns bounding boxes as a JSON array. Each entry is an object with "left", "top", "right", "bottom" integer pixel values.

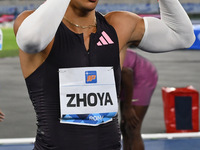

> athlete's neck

[{"left": 64, "top": 8, "right": 96, "bottom": 28}]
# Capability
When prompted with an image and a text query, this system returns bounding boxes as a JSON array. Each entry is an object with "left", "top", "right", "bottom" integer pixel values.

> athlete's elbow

[
  {"left": 17, "top": 34, "right": 44, "bottom": 53},
  {"left": 185, "top": 32, "right": 196, "bottom": 48},
  {"left": 181, "top": 31, "right": 196, "bottom": 49},
  {"left": 20, "top": 43, "right": 42, "bottom": 54}
]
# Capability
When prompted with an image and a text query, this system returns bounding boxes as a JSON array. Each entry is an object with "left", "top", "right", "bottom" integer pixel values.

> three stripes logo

[
  {"left": 97, "top": 31, "right": 114, "bottom": 46},
  {"left": 85, "top": 71, "right": 97, "bottom": 84}
]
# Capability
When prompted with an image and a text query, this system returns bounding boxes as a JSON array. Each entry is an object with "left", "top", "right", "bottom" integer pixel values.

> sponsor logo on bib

[{"left": 85, "top": 71, "right": 97, "bottom": 84}]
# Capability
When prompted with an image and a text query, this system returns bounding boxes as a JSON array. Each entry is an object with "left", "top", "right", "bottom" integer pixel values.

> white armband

[
  {"left": 138, "top": 0, "right": 195, "bottom": 52},
  {"left": 16, "top": 0, "right": 70, "bottom": 53}
]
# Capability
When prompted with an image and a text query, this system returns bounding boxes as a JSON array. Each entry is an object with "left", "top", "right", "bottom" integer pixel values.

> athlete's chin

[
  {"left": 85, "top": 3, "right": 98, "bottom": 11},
  {"left": 87, "top": 6, "right": 96, "bottom": 11},
  {"left": 78, "top": 0, "right": 98, "bottom": 12}
]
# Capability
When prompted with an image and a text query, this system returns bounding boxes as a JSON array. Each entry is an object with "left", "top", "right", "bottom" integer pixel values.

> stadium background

[{"left": 0, "top": 0, "right": 200, "bottom": 15}]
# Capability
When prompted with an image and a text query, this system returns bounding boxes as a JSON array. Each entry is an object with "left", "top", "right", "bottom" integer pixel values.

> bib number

[{"left": 59, "top": 67, "right": 118, "bottom": 126}]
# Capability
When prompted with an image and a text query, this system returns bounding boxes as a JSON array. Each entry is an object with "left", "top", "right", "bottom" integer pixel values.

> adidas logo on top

[{"left": 97, "top": 31, "right": 114, "bottom": 46}]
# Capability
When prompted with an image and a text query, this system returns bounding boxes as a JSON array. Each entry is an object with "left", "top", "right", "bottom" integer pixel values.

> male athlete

[{"left": 14, "top": 0, "right": 195, "bottom": 149}]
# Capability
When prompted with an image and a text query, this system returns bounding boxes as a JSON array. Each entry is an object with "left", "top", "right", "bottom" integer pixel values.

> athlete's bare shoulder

[
  {"left": 13, "top": 10, "right": 34, "bottom": 35},
  {"left": 105, "top": 11, "right": 141, "bottom": 28},
  {"left": 104, "top": 11, "right": 144, "bottom": 50}
]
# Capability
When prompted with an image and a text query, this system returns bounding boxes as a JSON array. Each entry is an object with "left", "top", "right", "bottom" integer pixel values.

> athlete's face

[{"left": 70, "top": 0, "right": 99, "bottom": 12}]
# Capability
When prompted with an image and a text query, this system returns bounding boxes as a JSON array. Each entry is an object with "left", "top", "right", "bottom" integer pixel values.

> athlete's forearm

[
  {"left": 138, "top": 0, "right": 195, "bottom": 52},
  {"left": 16, "top": 0, "right": 70, "bottom": 53}
]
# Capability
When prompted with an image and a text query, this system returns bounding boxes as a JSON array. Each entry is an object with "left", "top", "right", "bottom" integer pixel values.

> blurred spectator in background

[
  {"left": 13, "top": 7, "right": 19, "bottom": 20},
  {"left": 120, "top": 49, "right": 158, "bottom": 150},
  {"left": 0, "top": 109, "right": 5, "bottom": 122}
]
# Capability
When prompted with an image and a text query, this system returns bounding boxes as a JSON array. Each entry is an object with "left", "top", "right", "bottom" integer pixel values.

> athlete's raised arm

[
  {"left": 137, "top": 0, "right": 195, "bottom": 52},
  {"left": 108, "top": 0, "right": 195, "bottom": 53},
  {"left": 14, "top": 0, "right": 70, "bottom": 53}
]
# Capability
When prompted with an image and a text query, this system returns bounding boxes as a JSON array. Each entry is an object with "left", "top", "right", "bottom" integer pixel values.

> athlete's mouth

[{"left": 89, "top": 0, "right": 97, "bottom": 2}]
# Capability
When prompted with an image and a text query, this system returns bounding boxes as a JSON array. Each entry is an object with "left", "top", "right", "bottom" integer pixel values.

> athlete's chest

[{"left": 53, "top": 25, "right": 119, "bottom": 68}]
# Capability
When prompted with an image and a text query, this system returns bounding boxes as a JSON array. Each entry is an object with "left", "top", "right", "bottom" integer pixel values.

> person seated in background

[{"left": 120, "top": 49, "right": 158, "bottom": 150}]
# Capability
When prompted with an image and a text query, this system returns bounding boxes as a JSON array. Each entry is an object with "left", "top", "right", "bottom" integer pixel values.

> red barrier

[{"left": 162, "top": 86, "right": 199, "bottom": 133}]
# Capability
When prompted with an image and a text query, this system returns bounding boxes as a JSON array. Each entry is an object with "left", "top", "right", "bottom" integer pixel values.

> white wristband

[
  {"left": 16, "top": 0, "right": 70, "bottom": 53},
  {"left": 138, "top": 0, "right": 195, "bottom": 52}
]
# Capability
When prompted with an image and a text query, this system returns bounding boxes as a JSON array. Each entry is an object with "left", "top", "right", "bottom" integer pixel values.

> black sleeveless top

[{"left": 25, "top": 12, "right": 121, "bottom": 150}]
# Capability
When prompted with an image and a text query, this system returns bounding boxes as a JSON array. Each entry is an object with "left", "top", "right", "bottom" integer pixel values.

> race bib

[{"left": 59, "top": 67, "right": 118, "bottom": 126}]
